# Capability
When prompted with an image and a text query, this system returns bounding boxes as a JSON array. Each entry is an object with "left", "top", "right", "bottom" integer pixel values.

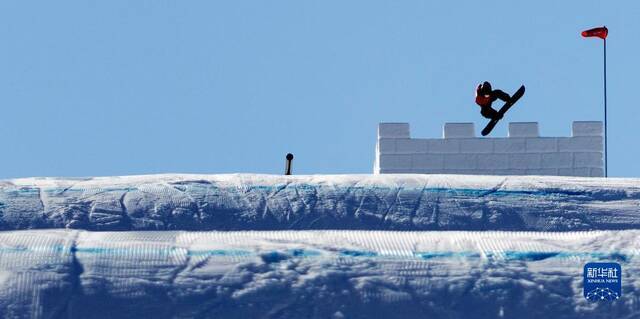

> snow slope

[
  {"left": 1, "top": 173, "right": 640, "bottom": 231},
  {"left": 0, "top": 229, "right": 638, "bottom": 318},
  {"left": 1, "top": 173, "right": 639, "bottom": 318}
]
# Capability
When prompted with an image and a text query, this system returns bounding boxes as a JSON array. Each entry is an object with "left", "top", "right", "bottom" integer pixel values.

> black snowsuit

[
  {"left": 475, "top": 82, "right": 511, "bottom": 120},
  {"left": 479, "top": 90, "right": 510, "bottom": 120}
]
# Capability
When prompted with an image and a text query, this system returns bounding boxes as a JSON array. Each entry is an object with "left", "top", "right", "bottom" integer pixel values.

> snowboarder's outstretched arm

[
  {"left": 490, "top": 89, "right": 510, "bottom": 103},
  {"left": 475, "top": 81, "right": 511, "bottom": 107}
]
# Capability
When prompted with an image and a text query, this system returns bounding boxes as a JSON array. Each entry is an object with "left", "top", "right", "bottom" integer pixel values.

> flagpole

[
  {"left": 603, "top": 38, "right": 608, "bottom": 177},
  {"left": 582, "top": 26, "right": 608, "bottom": 177}
]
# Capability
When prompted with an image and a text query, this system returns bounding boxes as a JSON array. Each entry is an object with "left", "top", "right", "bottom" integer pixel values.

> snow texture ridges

[
  {"left": 0, "top": 229, "right": 638, "bottom": 318},
  {"left": 1, "top": 173, "right": 640, "bottom": 231}
]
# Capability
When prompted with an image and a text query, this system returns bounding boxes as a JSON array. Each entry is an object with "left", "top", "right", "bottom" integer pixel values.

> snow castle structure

[{"left": 374, "top": 121, "right": 604, "bottom": 177}]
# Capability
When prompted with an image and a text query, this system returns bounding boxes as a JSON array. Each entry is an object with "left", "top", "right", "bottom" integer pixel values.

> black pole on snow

[
  {"left": 285, "top": 153, "right": 294, "bottom": 175},
  {"left": 603, "top": 38, "right": 608, "bottom": 177}
]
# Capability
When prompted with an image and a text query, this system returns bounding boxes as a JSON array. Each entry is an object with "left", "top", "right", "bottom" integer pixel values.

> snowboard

[{"left": 481, "top": 85, "right": 525, "bottom": 136}]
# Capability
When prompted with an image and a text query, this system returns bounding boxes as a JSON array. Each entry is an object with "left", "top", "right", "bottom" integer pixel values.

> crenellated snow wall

[{"left": 374, "top": 122, "right": 604, "bottom": 177}]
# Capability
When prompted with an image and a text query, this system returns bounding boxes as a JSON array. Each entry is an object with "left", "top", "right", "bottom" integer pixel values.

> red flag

[{"left": 581, "top": 26, "right": 608, "bottom": 39}]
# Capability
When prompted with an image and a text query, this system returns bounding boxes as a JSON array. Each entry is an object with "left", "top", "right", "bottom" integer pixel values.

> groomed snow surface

[
  {"left": 1, "top": 174, "right": 639, "bottom": 318},
  {"left": 2, "top": 174, "right": 640, "bottom": 231},
  {"left": 1, "top": 230, "right": 639, "bottom": 318}
]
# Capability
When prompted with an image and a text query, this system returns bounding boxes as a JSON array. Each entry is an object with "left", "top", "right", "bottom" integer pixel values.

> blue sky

[{"left": 1, "top": 1, "right": 638, "bottom": 178}]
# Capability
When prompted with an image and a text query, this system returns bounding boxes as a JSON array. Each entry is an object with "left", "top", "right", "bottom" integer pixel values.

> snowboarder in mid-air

[
  {"left": 475, "top": 81, "right": 526, "bottom": 136},
  {"left": 475, "top": 81, "right": 511, "bottom": 120}
]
